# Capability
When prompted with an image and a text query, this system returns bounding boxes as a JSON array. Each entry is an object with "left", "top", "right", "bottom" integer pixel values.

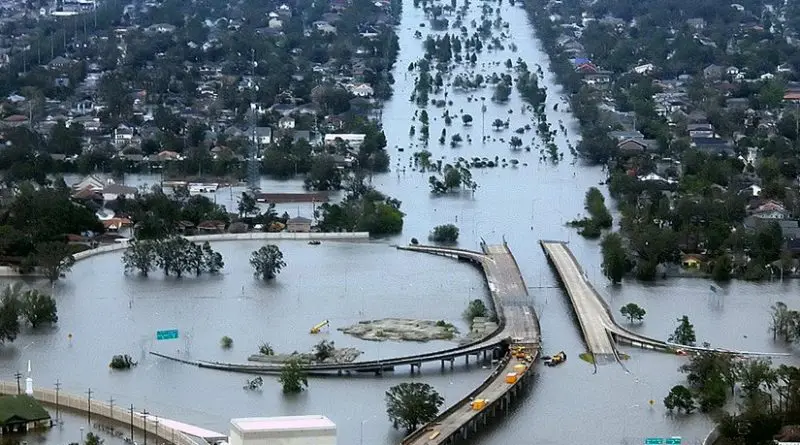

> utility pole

[
  {"left": 141, "top": 410, "right": 149, "bottom": 445},
  {"left": 108, "top": 396, "right": 115, "bottom": 418},
  {"left": 86, "top": 388, "right": 93, "bottom": 424},
  {"left": 129, "top": 404, "right": 134, "bottom": 440},
  {"left": 13, "top": 371, "right": 21, "bottom": 394},
  {"left": 54, "top": 380, "right": 61, "bottom": 420}
]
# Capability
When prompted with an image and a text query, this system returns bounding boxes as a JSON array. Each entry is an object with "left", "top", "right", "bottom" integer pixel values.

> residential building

[
  {"left": 0, "top": 395, "right": 51, "bottom": 435},
  {"left": 278, "top": 116, "right": 296, "bottom": 129},
  {"left": 102, "top": 183, "right": 137, "bottom": 201},
  {"left": 249, "top": 127, "right": 272, "bottom": 145},
  {"left": 72, "top": 174, "right": 105, "bottom": 192},
  {"left": 323, "top": 133, "right": 366, "bottom": 149},
  {"left": 286, "top": 216, "right": 313, "bottom": 232},
  {"left": 114, "top": 125, "right": 135, "bottom": 147},
  {"left": 350, "top": 83, "right": 374, "bottom": 97}
]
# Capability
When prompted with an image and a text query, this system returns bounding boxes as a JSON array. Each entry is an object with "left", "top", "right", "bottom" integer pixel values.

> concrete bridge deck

[
  {"left": 398, "top": 242, "right": 539, "bottom": 445},
  {"left": 541, "top": 240, "right": 792, "bottom": 360}
]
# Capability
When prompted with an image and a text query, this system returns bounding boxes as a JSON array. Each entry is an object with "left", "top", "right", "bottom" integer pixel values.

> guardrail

[
  {"left": 400, "top": 353, "right": 514, "bottom": 444},
  {"left": 0, "top": 382, "right": 202, "bottom": 445}
]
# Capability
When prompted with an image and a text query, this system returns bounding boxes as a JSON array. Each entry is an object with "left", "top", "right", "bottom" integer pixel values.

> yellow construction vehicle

[{"left": 310, "top": 320, "right": 330, "bottom": 334}]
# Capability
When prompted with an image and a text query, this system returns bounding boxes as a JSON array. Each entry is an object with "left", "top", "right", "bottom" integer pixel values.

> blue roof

[{"left": 572, "top": 58, "right": 591, "bottom": 66}]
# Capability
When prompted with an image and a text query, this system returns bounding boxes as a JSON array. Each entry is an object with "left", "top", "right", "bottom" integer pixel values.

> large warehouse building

[{"left": 229, "top": 415, "right": 336, "bottom": 445}]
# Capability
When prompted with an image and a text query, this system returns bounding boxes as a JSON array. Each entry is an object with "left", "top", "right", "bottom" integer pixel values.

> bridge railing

[
  {"left": 0, "top": 382, "right": 203, "bottom": 445},
  {"left": 400, "top": 353, "right": 514, "bottom": 444}
]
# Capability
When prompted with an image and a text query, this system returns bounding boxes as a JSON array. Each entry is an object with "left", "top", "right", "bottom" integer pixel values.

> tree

[
  {"left": 258, "top": 342, "right": 275, "bottom": 355},
  {"left": 464, "top": 299, "right": 488, "bottom": 319},
  {"left": 461, "top": 114, "right": 473, "bottom": 125},
  {"left": 20, "top": 290, "right": 57, "bottom": 328},
  {"left": 385, "top": 382, "right": 444, "bottom": 432},
  {"left": 669, "top": 315, "right": 696, "bottom": 346},
  {"left": 509, "top": 136, "right": 523, "bottom": 150},
  {"left": 735, "top": 358, "right": 777, "bottom": 400},
  {"left": 712, "top": 254, "right": 732, "bottom": 282},
  {"left": 313, "top": 340, "right": 335, "bottom": 362},
  {"left": 250, "top": 245, "right": 286, "bottom": 280},
  {"left": 237, "top": 193, "right": 257, "bottom": 217},
  {"left": 600, "top": 233, "right": 627, "bottom": 284},
  {"left": 220, "top": 336, "right": 233, "bottom": 348},
  {"left": 430, "top": 224, "right": 459, "bottom": 243},
  {"left": 85, "top": 432, "right": 104, "bottom": 445},
  {"left": 279, "top": 358, "right": 309, "bottom": 394},
  {"left": 122, "top": 240, "right": 157, "bottom": 276},
  {"left": 664, "top": 385, "right": 695, "bottom": 414},
  {"left": 0, "top": 284, "right": 20, "bottom": 344},
  {"left": 770, "top": 302, "right": 795, "bottom": 342},
  {"left": 34, "top": 242, "right": 75, "bottom": 283},
  {"left": 492, "top": 118, "right": 505, "bottom": 129},
  {"left": 201, "top": 242, "right": 224, "bottom": 273},
  {"left": 620, "top": 303, "right": 646, "bottom": 324}
]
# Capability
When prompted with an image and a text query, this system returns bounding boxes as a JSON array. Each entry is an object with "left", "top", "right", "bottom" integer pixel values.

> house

[
  {"left": 103, "top": 217, "right": 133, "bottom": 231},
  {"left": 687, "top": 18, "right": 706, "bottom": 29},
  {"left": 633, "top": 63, "right": 655, "bottom": 75},
  {"left": 617, "top": 138, "right": 648, "bottom": 154},
  {"left": 703, "top": 64, "right": 725, "bottom": 81},
  {"left": 114, "top": 125, "right": 134, "bottom": 147},
  {"left": 609, "top": 130, "right": 644, "bottom": 141},
  {"left": 197, "top": 220, "right": 226, "bottom": 233},
  {"left": 153, "top": 151, "right": 182, "bottom": 162},
  {"left": 2, "top": 115, "right": 29, "bottom": 127},
  {"left": 48, "top": 56, "right": 73, "bottom": 70},
  {"left": 690, "top": 137, "right": 734, "bottom": 155},
  {"left": 681, "top": 253, "right": 705, "bottom": 269},
  {"left": 250, "top": 127, "right": 272, "bottom": 145},
  {"left": 148, "top": 23, "right": 176, "bottom": 33},
  {"left": 72, "top": 174, "right": 105, "bottom": 192},
  {"left": 102, "top": 183, "right": 137, "bottom": 201},
  {"left": 0, "top": 395, "right": 51, "bottom": 434},
  {"left": 268, "top": 18, "right": 283, "bottom": 29},
  {"left": 739, "top": 184, "right": 762, "bottom": 197},
  {"left": 752, "top": 200, "right": 789, "bottom": 220},
  {"left": 324, "top": 133, "right": 366, "bottom": 149},
  {"left": 286, "top": 216, "right": 312, "bottom": 232},
  {"left": 687, "top": 123, "right": 714, "bottom": 138},
  {"left": 777, "top": 220, "right": 800, "bottom": 240},
  {"left": 278, "top": 116, "right": 296, "bottom": 130},
  {"left": 54, "top": 76, "right": 69, "bottom": 88},
  {"left": 350, "top": 83, "right": 374, "bottom": 97}
]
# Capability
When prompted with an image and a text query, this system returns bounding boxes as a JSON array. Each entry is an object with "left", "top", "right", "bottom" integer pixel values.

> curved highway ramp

[{"left": 540, "top": 240, "right": 791, "bottom": 361}]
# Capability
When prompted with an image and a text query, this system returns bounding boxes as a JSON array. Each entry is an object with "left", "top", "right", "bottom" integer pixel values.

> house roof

[
  {"left": 288, "top": 216, "right": 312, "bottom": 223},
  {"left": 0, "top": 395, "right": 50, "bottom": 425},
  {"left": 102, "top": 183, "right": 138, "bottom": 195}
]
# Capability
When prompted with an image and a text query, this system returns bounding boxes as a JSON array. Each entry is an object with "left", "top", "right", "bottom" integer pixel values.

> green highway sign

[
  {"left": 645, "top": 439, "right": 664, "bottom": 445},
  {"left": 666, "top": 438, "right": 682, "bottom": 445},
  {"left": 156, "top": 329, "right": 179, "bottom": 340}
]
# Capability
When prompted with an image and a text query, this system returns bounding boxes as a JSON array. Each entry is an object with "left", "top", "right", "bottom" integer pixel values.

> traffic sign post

[
  {"left": 156, "top": 329, "right": 179, "bottom": 340},
  {"left": 645, "top": 437, "right": 681, "bottom": 445}
]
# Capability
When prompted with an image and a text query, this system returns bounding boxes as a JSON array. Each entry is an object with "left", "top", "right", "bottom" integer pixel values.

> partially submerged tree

[
  {"left": 20, "top": 290, "right": 58, "bottom": 328},
  {"left": 385, "top": 382, "right": 444, "bottom": 432},
  {"left": 669, "top": 315, "right": 696, "bottom": 346},
  {"left": 664, "top": 385, "right": 695, "bottom": 414},
  {"left": 250, "top": 245, "right": 286, "bottom": 280},
  {"left": 620, "top": 303, "right": 646, "bottom": 324},
  {"left": 279, "top": 358, "right": 309, "bottom": 394},
  {"left": 313, "top": 340, "right": 335, "bottom": 362},
  {"left": 464, "top": 299, "right": 488, "bottom": 319},
  {"left": 430, "top": 224, "right": 459, "bottom": 243},
  {"left": 35, "top": 241, "right": 76, "bottom": 283}
]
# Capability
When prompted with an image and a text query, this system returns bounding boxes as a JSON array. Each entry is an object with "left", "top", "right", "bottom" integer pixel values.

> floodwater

[{"left": 9, "top": 0, "right": 800, "bottom": 444}]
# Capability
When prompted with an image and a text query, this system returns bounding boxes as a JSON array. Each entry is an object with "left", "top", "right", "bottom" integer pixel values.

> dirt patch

[
  {"left": 247, "top": 347, "right": 362, "bottom": 364},
  {"left": 339, "top": 318, "right": 459, "bottom": 342}
]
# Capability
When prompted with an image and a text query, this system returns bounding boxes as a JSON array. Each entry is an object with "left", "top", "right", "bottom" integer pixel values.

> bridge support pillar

[
  {"left": 441, "top": 360, "right": 445, "bottom": 371},
  {"left": 483, "top": 350, "right": 487, "bottom": 361},
  {"left": 465, "top": 354, "right": 469, "bottom": 366},
  {"left": 449, "top": 358, "right": 454, "bottom": 369}
]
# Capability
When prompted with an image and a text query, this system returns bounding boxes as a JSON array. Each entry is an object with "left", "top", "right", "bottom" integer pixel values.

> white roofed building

[{"left": 229, "top": 416, "right": 336, "bottom": 445}]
